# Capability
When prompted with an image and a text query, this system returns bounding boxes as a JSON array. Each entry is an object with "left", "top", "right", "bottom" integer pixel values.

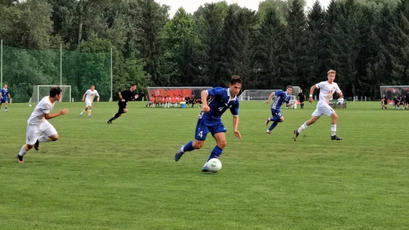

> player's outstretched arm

[
  {"left": 118, "top": 92, "right": 124, "bottom": 102},
  {"left": 201, "top": 90, "right": 210, "bottom": 112},
  {"left": 81, "top": 92, "right": 86, "bottom": 102},
  {"left": 233, "top": 116, "right": 241, "bottom": 140},
  {"left": 266, "top": 91, "right": 275, "bottom": 104},
  {"left": 45, "top": 109, "right": 69, "bottom": 120},
  {"left": 309, "top": 85, "right": 317, "bottom": 103}
]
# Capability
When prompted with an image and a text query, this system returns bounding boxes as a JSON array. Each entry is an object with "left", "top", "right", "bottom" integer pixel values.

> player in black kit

[{"left": 107, "top": 84, "right": 139, "bottom": 124}]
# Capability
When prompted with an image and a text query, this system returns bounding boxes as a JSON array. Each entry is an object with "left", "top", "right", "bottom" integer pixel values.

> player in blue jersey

[
  {"left": 174, "top": 75, "right": 242, "bottom": 172},
  {"left": 265, "top": 86, "right": 294, "bottom": 134},
  {"left": 0, "top": 84, "right": 11, "bottom": 112}
]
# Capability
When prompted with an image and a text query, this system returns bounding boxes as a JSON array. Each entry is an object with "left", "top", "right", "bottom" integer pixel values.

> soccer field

[{"left": 1, "top": 101, "right": 409, "bottom": 229}]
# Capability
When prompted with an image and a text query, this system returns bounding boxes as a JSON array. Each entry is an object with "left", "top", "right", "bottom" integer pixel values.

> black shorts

[{"left": 118, "top": 101, "right": 127, "bottom": 113}]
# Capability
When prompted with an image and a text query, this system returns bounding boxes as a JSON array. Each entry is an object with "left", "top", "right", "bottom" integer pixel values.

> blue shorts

[
  {"left": 194, "top": 113, "right": 226, "bottom": 141},
  {"left": 0, "top": 98, "right": 7, "bottom": 103},
  {"left": 270, "top": 109, "right": 282, "bottom": 121}
]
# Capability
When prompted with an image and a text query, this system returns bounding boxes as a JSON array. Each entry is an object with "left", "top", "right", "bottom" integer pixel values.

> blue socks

[
  {"left": 182, "top": 140, "right": 194, "bottom": 152},
  {"left": 208, "top": 145, "right": 223, "bottom": 161},
  {"left": 268, "top": 121, "right": 279, "bottom": 131},
  {"left": 181, "top": 141, "right": 224, "bottom": 161}
]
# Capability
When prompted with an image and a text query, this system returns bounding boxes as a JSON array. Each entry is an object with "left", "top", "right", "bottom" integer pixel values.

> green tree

[
  {"left": 390, "top": 0, "right": 409, "bottom": 84},
  {"left": 305, "top": 1, "right": 327, "bottom": 86},
  {"left": 195, "top": 2, "right": 228, "bottom": 86},
  {"left": 160, "top": 8, "right": 199, "bottom": 86},
  {"left": 251, "top": 8, "right": 284, "bottom": 88},
  {"left": 281, "top": 0, "right": 308, "bottom": 86}
]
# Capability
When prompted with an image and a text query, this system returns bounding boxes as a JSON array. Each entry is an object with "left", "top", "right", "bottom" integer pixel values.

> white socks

[
  {"left": 331, "top": 124, "right": 336, "bottom": 136},
  {"left": 297, "top": 122, "right": 308, "bottom": 134},
  {"left": 18, "top": 145, "right": 28, "bottom": 156}
]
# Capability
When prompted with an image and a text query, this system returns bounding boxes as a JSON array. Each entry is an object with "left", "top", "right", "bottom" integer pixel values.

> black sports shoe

[
  {"left": 293, "top": 130, "right": 299, "bottom": 141},
  {"left": 174, "top": 147, "right": 184, "bottom": 162},
  {"left": 17, "top": 155, "right": 24, "bottom": 163},
  {"left": 331, "top": 135, "right": 343, "bottom": 141},
  {"left": 107, "top": 120, "right": 112, "bottom": 124},
  {"left": 34, "top": 140, "right": 40, "bottom": 151}
]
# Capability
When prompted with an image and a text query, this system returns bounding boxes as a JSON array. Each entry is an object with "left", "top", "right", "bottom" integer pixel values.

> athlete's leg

[
  {"left": 87, "top": 105, "right": 93, "bottom": 117},
  {"left": 267, "top": 116, "right": 284, "bottom": 134},
  {"left": 330, "top": 112, "right": 342, "bottom": 140},
  {"left": 175, "top": 116, "right": 208, "bottom": 161},
  {"left": 108, "top": 103, "right": 126, "bottom": 123},
  {"left": 18, "top": 125, "right": 40, "bottom": 163},
  {"left": 80, "top": 105, "right": 89, "bottom": 116},
  {"left": 207, "top": 132, "right": 226, "bottom": 161},
  {"left": 294, "top": 116, "right": 320, "bottom": 141}
]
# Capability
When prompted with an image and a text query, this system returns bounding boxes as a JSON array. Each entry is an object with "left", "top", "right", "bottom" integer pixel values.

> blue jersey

[
  {"left": 271, "top": 90, "right": 291, "bottom": 111},
  {"left": 1, "top": 88, "right": 10, "bottom": 98},
  {"left": 205, "top": 87, "right": 239, "bottom": 120}
]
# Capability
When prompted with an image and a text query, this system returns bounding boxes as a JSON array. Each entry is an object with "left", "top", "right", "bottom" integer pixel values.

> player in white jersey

[
  {"left": 80, "top": 84, "right": 100, "bottom": 118},
  {"left": 17, "top": 87, "right": 69, "bottom": 163},
  {"left": 294, "top": 69, "right": 344, "bottom": 141}
]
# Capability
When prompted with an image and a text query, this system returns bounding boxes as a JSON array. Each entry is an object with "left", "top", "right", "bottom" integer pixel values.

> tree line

[{"left": 1, "top": 0, "right": 408, "bottom": 100}]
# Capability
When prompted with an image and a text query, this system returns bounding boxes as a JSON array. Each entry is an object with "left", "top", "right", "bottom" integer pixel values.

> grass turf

[{"left": 0, "top": 101, "right": 409, "bottom": 229}]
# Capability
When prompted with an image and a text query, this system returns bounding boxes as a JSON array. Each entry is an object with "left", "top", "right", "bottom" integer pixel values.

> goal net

[
  {"left": 240, "top": 89, "right": 280, "bottom": 101},
  {"left": 240, "top": 86, "right": 301, "bottom": 101},
  {"left": 30, "top": 85, "right": 72, "bottom": 103},
  {"left": 380, "top": 85, "right": 409, "bottom": 104}
]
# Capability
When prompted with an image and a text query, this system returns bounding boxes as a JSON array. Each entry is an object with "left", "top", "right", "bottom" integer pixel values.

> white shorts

[
  {"left": 85, "top": 100, "right": 92, "bottom": 107},
  {"left": 26, "top": 121, "right": 57, "bottom": 145},
  {"left": 312, "top": 102, "right": 335, "bottom": 117}
]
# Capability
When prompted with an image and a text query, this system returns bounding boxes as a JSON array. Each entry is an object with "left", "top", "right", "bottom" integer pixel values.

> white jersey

[
  {"left": 316, "top": 81, "right": 341, "bottom": 104},
  {"left": 27, "top": 96, "right": 56, "bottom": 125},
  {"left": 85, "top": 89, "right": 99, "bottom": 103}
]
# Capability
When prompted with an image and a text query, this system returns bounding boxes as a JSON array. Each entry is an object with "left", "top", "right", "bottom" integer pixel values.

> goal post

[
  {"left": 380, "top": 85, "right": 409, "bottom": 104},
  {"left": 240, "top": 86, "right": 301, "bottom": 101},
  {"left": 30, "top": 85, "right": 72, "bottom": 103}
]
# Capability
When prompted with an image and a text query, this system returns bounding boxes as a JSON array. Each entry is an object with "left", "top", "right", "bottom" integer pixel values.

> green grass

[{"left": 1, "top": 101, "right": 409, "bottom": 230}]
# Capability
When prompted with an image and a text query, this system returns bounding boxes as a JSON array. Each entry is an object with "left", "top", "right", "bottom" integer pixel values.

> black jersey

[{"left": 119, "top": 89, "right": 137, "bottom": 103}]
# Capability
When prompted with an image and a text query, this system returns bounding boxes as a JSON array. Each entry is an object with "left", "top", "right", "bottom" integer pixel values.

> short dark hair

[
  {"left": 130, "top": 84, "right": 137, "bottom": 87},
  {"left": 286, "top": 85, "right": 293, "bottom": 90},
  {"left": 50, "top": 87, "right": 62, "bottom": 97},
  {"left": 230, "top": 75, "right": 242, "bottom": 85}
]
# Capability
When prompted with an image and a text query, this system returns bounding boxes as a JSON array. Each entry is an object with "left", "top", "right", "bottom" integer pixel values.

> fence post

[
  {"left": 1, "top": 39, "right": 3, "bottom": 87},
  {"left": 110, "top": 47, "right": 113, "bottom": 102}
]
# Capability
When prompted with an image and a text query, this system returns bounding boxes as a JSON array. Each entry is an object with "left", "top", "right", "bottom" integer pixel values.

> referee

[{"left": 107, "top": 84, "right": 139, "bottom": 124}]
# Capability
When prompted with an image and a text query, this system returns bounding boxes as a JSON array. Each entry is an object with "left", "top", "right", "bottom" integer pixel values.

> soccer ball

[{"left": 206, "top": 158, "right": 222, "bottom": 172}]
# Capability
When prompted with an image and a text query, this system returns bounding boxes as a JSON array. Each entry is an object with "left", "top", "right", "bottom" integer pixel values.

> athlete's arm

[
  {"left": 266, "top": 91, "right": 275, "bottom": 104},
  {"left": 201, "top": 90, "right": 209, "bottom": 112},
  {"left": 44, "top": 109, "right": 69, "bottom": 120},
  {"left": 233, "top": 116, "right": 241, "bottom": 140},
  {"left": 309, "top": 85, "right": 317, "bottom": 103},
  {"left": 118, "top": 92, "right": 124, "bottom": 102},
  {"left": 81, "top": 92, "right": 87, "bottom": 102}
]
